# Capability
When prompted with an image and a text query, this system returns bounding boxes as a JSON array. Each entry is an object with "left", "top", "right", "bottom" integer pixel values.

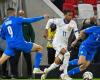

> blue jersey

[
  {"left": 82, "top": 26, "right": 100, "bottom": 49},
  {"left": 1, "top": 16, "right": 44, "bottom": 46}
]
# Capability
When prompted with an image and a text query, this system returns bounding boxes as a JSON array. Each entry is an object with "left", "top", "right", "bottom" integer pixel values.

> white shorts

[{"left": 52, "top": 42, "right": 67, "bottom": 57}]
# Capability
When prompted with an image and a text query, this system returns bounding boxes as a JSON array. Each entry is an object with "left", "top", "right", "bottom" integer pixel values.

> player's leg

[
  {"left": 60, "top": 51, "right": 73, "bottom": 80},
  {"left": 79, "top": 48, "right": 96, "bottom": 72},
  {"left": 60, "top": 51, "right": 70, "bottom": 71},
  {"left": 41, "top": 52, "right": 63, "bottom": 80},
  {"left": 31, "top": 43, "right": 43, "bottom": 52},
  {"left": 23, "top": 52, "right": 32, "bottom": 77},
  {"left": 67, "top": 45, "right": 90, "bottom": 76},
  {"left": 31, "top": 43, "right": 43, "bottom": 74},
  {"left": 68, "top": 46, "right": 86, "bottom": 66},
  {"left": 22, "top": 42, "right": 43, "bottom": 74},
  {"left": 68, "top": 58, "right": 90, "bottom": 77},
  {"left": 68, "top": 47, "right": 96, "bottom": 76},
  {"left": 41, "top": 46, "right": 66, "bottom": 80},
  {"left": 0, "top": 53, "right": 10, "bottom": 76},
  {"left": 46, "top": 47, "right": 66, "bottom": 72},
  {"left": 62, "top": 51, "right": 70, "bottom": 73},
  {"left": 0, "top": 53, "right": 10, "bottom": 78},
  {"left": 9, "top": 50, "right": 21, "bottom": 78},
  {"left": 0, "top": 53, "right": 10, "bottom": 65},
  {"left": 69, "top": 59, "right": 78, "bottom": 66},
  {"left": 0, "top": 47, "right": 14, "bottom": 77},
  {"left": 47, "top": 48, "right": 55, "bottom": 64},
  {"left": 79, "top": 60, "right": 90, "bottom": 71}
]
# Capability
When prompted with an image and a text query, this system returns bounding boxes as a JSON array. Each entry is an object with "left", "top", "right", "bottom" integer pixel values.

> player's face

[
  {"left": 18, "top": 11, "right": 25, "bottom": 17},
  {"left": 64, "top": 12, "right": 73, "bottom": 22},
  {"left": 13, "top": 11, "right": 17, "bottom": 16}
]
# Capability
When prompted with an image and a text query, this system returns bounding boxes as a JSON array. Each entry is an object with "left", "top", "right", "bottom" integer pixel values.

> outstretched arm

[
  {"left": 19, "top": 16, "right": 44, "bottom": 23},
  {"left": 18, "top": 14, "right": 49, "bottom": 23}
]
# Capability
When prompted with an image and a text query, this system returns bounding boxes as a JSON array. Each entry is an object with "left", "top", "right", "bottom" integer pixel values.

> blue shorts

[
  {"left": 78, "top": 45, "right": 96, "bottom": 62},
  {"left": 4, "top": 41, "right": 33, "bottom": 56}
]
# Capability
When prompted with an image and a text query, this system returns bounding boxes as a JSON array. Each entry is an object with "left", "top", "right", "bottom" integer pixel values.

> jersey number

[
  {"left": 7, "top": 26, "right": 13, "bottom": 38},
  {"left": 63, "top": 31, "right": 67, "bottom": 37}
]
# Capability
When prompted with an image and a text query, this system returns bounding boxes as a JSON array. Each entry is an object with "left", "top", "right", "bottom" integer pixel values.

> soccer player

[
  {"left": 44, "top": 23, "right": 56, "bottom": 65},
  {"left": 41, "top": 10, "right": 79, "bottom": 80},
  {"left": 66, "top": 26, "right": 100, "bottom": 78},
  {"left": 0, "top": 8, "right": 48, "bottom": 73}
]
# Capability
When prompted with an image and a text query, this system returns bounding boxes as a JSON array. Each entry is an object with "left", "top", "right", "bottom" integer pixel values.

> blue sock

[
  {"left": 68, "top": 67, "right": 81, "bottom": 76},
  {"left": 69, "top": 59, "right": 78, "bottom": 66},
  {"left": 34, "top": 52, "right": 42, "bottom": 68}
]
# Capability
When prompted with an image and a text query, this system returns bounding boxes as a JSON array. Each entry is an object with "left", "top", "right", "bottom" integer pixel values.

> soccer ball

[{"left": 83, "top": 71, "right": 93, "bottom": 80}]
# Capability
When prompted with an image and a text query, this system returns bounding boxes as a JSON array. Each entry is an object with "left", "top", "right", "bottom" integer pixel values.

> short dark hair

[
  {"left": 63, "top": 9, "right": 72, "bottom": 15},
  {"left": 7, "top": 8, "right": 15, "bottom": 11}
]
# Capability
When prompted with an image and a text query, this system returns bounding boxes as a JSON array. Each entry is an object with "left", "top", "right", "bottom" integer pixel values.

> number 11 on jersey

[{"left": 63, "top": 31, "right": 67, "bottom": 37}]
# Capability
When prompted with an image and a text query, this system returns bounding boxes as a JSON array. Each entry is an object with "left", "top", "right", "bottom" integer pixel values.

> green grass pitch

[{"left": 0, "top": 78, "right": 100, "bottom": 80}]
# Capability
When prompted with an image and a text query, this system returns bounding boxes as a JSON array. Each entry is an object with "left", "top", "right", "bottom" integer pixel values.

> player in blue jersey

[
  {"left": 61, "top": 26, "right": 100, "bottom": 80},
  {"left": 0, "top": 8, "right": 48, "bottom": 73}
]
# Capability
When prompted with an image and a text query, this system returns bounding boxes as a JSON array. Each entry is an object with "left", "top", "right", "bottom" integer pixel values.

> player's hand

[
  {"left": 43, "top": 14, "right": 49, "bottom": 19},
  {"left": 71, "top": 40, "right": 78, "bottom": 48}
]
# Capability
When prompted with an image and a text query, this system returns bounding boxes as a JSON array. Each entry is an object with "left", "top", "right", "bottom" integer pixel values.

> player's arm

[
  {"left": 44, "top": 19, "right": 54, "bottom": 39},
  {"left": 69, "top": 20, "right": 79, "bottom": 39},
  {"left": 18, "top": 15, "right": 49, "bottom": 23},
  {"left": 73, "top": 26, "right": 97, "bottom": 42},
  {"left": 73, "top": 25, "right": 79, "bottom": 39},
  {"left": 44, "top": 18, "right": 58, "bottom": 39},
  {"left": 71, "top": 30, "right": 86, "bottom": 47},
  {"left": 83, "top": 26, "right": 97, "bottom": 34},
  {"left": 70, "top": 20, "right": 79, "bottom": 47},
  {"left": 76, "top": 30, "right": 86, "bottom": 41}
]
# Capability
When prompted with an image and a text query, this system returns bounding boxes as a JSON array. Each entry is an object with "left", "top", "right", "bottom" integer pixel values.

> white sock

[
  {"left": 63, "top": 52, "right": 70, "bottom": 75},
  {"left": 47, "top": 63, "right": 59, "bottom": 72}
]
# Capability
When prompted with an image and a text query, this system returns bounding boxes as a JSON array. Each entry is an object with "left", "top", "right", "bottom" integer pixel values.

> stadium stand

[
  {"left": 97, "top": 4, "right": 100, "bottom": 19},
  {"left": 83, "top": 0, "right": 97, "bottom": 5},
  {"left": 64, "top": 0, "right": 78, "bottom": 5},
  {"left": 63, "top": 3, "right": 77, "bottom": 17},
  {"left": 78, "top": 4, "right": 94, "bottom": 19}
]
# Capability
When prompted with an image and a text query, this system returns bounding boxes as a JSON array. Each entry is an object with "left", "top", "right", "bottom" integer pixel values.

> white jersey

[{"left": 46, "top": 18, "right": 79, "bottom": 45}]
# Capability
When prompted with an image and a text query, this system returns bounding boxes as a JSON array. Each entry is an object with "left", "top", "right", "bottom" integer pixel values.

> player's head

[
  {"left": 63, "top": 9, "right": 73, "bottom": 22},
  {"left": 18, "top": 10, "right": 25, "bottom": 17},
  {"left": 7, "top": 8, "right": 16, "bottom": 16},
  {"left": 50, "top": 23, "right": 56, "bottom": 31},
  {"left": 83, "top": 17, "right": 97, "bottom": 29},
  {"left": 90, "top": 16, "right": 97, "bottom": 26}
]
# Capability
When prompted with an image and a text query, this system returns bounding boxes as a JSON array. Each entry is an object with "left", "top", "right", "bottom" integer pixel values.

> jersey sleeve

[
  {"left": 70, "top": 20, "right": 79, "bottom": 39},
  {"left": 83, "top": 26, "right": 96, "bottom": 34},
  {"left": 17, "top": 16, "right": 44, "bottom": 23}
]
